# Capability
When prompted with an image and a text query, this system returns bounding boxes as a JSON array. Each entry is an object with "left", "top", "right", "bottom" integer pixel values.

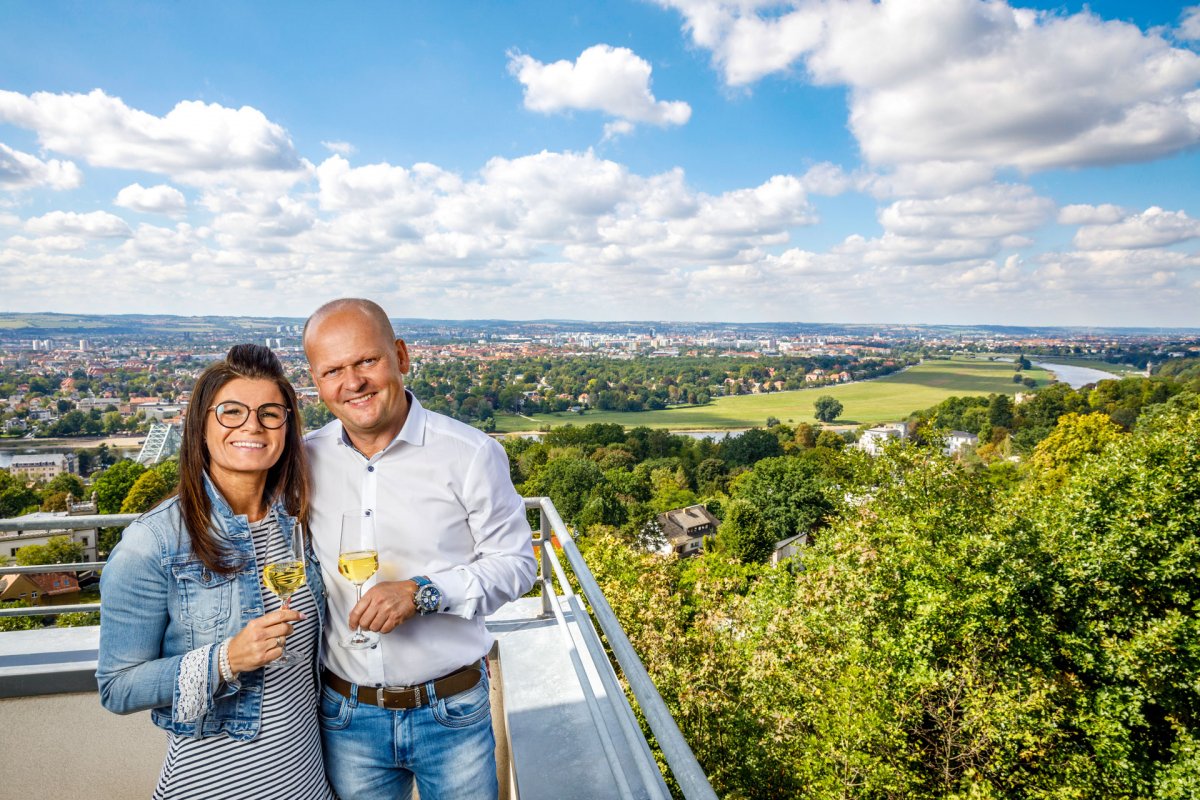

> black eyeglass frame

[{"left": 207, "top": 401, "right": 291, "bottom": 430}]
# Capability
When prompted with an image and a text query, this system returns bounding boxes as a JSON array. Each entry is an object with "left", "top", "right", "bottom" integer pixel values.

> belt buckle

[{"left": 381, "top": 684, "right": 421, "bottom": 709}]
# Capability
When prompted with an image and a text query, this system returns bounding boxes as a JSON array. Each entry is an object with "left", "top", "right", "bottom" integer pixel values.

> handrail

[
  {"left": 0, "top": 514, "right": 138, "bottom": 532},
  {"left": 523, "top": 496, "right": 718, "bottom": 800}
]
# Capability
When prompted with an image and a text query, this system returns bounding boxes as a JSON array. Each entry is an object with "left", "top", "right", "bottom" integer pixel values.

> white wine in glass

[
  {"left": 262, "top": 520, "right": 307, "bottom": 667},
  {"left": 338, "top": 510, "right": 379, "bottom": 649}
]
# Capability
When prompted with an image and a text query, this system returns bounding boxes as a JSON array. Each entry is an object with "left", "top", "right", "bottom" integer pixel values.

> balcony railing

[{"left": 0, "top": 498, "right": 716, "bottom": 800}]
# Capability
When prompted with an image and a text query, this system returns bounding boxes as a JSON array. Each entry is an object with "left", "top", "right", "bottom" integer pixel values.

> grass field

[{"left": 494, "top": 358, "right": 1055, "bottom": 432}]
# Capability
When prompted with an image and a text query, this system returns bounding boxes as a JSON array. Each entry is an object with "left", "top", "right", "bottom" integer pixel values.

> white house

[
  {"left": 943, "top": 430, "right": 980, "bottom": 457},
  {"left": 857, "top": 423, "right": 907, "bottom": 455}
]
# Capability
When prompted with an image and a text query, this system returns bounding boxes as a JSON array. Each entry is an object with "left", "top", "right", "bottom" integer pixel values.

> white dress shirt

[{"left": 305, "top": 392, "right": 536, "bottom": 687}]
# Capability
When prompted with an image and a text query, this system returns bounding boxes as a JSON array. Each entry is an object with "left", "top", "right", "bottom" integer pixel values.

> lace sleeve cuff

[{"left": 173, "top": 643, "right": 215, "bottom": 723}]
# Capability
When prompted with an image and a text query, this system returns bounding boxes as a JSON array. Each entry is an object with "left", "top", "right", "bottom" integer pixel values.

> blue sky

[{"left": 1, "top": 0, "right": 1198, "bottom": 326}]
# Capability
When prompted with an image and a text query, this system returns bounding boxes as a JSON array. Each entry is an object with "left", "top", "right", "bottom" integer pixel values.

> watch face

[{"left": 416, "top": 584, "right": 441, "bottom": 613}]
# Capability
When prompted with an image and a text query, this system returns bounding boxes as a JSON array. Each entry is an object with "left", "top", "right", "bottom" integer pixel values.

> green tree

[
  {"left": 1025, "top": 411, "right": 1125, "bottom": 489},
  {"left": 44, "top": 472, "right": 86, "bottom": 500},
  {"left": 814, "top": 429, "right": 845, "bottom": 450},
  {"left": 120, "top": 468, "right": 171, "bottom": 513},
  {"left": 15, "top": 535, "right": 85, "bottom": 565},
  {"left": 715, "top": 498, "right": 773, "bottom": 563},
  {"left": 301, "top": 401, "right": 334, "bottom": 431},
  {"left": 648, "top": 465, "right": 700, "bottom": 515},
  {"left": 813, "top": 395, "right": 843, "bottom": 423},
  {"left": 523, "top": 456, "right": 607, "bottom": 524},
  {"left": 728, "top": 455, "right": 832, "bottom": 545},
  {"left": 0, "top": 470, "right": 40, "bottom": 518},
  {"left": 988, "top": 393, "right": 1014, "bottom": 429},
  {"left": 92, "top": 459, "right": 146, "bottom": 514},
  {"left": 0, "top": 601, "right": 40, "bottom": 632},
  {"left": 720, "top": 428, "right": 783, "bottom": 468}
]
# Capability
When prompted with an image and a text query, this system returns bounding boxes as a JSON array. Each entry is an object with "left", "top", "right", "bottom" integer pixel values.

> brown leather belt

[{"left": 322, "top": 664, "right": 481, "bottom": 710}]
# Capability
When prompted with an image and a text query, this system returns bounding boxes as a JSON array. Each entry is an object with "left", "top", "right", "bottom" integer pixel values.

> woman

[{"left": 97, "top": 344, "right": 333, "bottom": 800}]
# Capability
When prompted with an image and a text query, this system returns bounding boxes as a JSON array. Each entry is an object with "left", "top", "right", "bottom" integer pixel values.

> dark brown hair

[{"left": 178, "top": 343, "right": 309, "bottom": 574}]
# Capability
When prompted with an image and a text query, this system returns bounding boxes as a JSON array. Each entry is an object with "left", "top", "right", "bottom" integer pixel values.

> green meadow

[{"left": 494, "top": 358, "right": 1055, "bottom": 432}]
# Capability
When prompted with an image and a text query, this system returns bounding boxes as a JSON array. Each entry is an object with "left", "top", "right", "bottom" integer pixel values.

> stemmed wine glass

[
  {"left": 261, "top": 520, "right": 307, "bottom": 667},
  {"left": 338, "top": 510, "right": 380, "bottom": 649}
]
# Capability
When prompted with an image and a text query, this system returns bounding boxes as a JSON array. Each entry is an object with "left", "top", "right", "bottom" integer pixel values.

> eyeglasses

[{"left": 208, "top": 401, "right": 290, "bottom": 430}]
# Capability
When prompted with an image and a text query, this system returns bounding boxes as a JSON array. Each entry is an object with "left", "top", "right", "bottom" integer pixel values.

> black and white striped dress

[{"left": 153, "top": 514, "right": 333, "bottom": 800}]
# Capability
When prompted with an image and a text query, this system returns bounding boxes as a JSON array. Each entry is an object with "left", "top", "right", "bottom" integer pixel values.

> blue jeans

[{"left": 319, "top": 665, "right": 498, "bottom": 800}]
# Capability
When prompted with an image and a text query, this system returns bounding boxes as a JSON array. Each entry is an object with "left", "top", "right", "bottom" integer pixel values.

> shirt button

[
  {"left": 365, "top": 509, "right": 372, "bottom": 516},
  {"left": 367, "top": 465, "right": 375, "bottom": 472}
]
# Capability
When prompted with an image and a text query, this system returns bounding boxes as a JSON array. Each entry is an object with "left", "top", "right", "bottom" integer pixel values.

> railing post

[{"left": 538, "top": 505, "right": 553, "bottom": 617}]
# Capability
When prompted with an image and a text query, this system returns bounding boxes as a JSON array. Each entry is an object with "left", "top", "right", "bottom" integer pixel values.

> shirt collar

[{"left": 337, "top": 389, "right": 426, "bottom": 454}]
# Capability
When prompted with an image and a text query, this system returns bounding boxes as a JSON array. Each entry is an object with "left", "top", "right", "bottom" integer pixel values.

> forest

[{"left": 503, "top": 361, "right": 1200, "bottom": 798}]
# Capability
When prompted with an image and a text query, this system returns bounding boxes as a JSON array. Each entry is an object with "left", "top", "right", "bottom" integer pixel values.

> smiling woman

[{"left": 96, "top": 343, "right": 335, "bottom": 799}]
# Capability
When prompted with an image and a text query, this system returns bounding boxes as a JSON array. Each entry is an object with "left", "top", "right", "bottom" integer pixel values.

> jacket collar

[{"left": 202, "top": 472, "right": 286, "bottom": 539}]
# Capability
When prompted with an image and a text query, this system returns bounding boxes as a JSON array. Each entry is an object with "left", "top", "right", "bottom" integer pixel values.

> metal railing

[
  {"left": 524, "top": 496, "right": 718, "bottom": 800},
  {"left": 0, "top": 514, "right": 135, "bottom": 618},
  {"left": 1, "top": 502, "right": 717, "bottom": 799}
]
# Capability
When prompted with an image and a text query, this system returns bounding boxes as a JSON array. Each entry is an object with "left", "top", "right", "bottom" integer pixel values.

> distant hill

[{"left": 0, "top": 312, "right": 1195, "bottom": 340}]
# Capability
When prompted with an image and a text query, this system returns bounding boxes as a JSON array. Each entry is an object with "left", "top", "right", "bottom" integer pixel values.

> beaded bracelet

[{"left": 218, "top": 639, "right": 235, "bottom": 684}]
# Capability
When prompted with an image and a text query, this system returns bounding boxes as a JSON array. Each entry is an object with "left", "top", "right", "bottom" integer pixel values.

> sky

[{"left": 1, "top": 0, "right": 1198, "bottom": 327}]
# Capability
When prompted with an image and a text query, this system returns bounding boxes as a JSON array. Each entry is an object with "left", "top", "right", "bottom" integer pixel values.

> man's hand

[{"left": 349, "top": 580, "right": 418, "bottom": 634}]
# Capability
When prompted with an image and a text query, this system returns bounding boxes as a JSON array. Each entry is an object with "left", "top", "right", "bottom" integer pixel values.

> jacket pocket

[{"left": 172, "top": 561, "right": 235, "bottom": 633}]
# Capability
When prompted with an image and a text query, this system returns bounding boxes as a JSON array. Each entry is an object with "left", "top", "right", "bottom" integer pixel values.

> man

[{"left": 302, "top": 298, "right": 536, "bottom": 799}]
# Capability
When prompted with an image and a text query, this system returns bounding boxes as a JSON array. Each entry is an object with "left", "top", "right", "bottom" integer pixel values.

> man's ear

[{"left": 394, "top": 339, "right": 411, "bottom": 374}]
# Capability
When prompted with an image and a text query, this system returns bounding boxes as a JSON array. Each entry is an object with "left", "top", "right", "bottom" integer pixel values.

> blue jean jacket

[{"left": 96, "top": 477, "right": 326, "bottom": 740}]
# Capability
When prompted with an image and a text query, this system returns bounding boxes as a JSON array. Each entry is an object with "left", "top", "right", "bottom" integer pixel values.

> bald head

[
  {"left": 303, "top": 298, "right": 395, "bottom": 356},
  {"left": 303, "top": 297, "right": 411, "bottom": 455}
]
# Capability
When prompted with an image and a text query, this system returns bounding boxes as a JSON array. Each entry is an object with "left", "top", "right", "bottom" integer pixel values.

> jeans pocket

[
  {"left": 431, "top": 675, "right": 491, "bottom": 729},
  {"left": 318, "top": 683, "right": 352, "bottom": 731}
]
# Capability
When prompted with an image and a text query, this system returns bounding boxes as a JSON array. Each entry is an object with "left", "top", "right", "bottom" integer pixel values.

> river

[{"left": 1031, "top": 361, "right": 1124, "bottom": 389}]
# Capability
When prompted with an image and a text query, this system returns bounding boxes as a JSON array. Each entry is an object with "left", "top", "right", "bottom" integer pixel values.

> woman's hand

[{"left": 225, "top": 608, "right": 304, "bottom": 676}]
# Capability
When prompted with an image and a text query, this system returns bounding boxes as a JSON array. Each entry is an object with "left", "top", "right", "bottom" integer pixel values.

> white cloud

[
  {"left": 1180, "top": 6, "right": 1200, "bottom": 41},
  {"left": 114, "top": 183, "right": 187, "bottom": 215},
  {"left": 798, "top": 162, "right": 855, "bottom": 196},
  {"left": 507, "top": 45, "right": 692, "bottom": 133},
  {"left": 0, "top": 142, "right": 83, "bottom": 190},
  {"left": 879, "top": 184, "right": 1054, "bottom": 241},
  {"left": 602, "top": 120, "right": 636, "bottom": 141},
  {"left": 321, "top": 140, "right": 356, "bottom": 156},
  {"left": 2, "top": 135, "right": 1194, "bottom": 325},
  {"left": 0, "top": 89, "right": 311, "bottom": 188},
  {"left": 657, "top": 0, "right": 1200, "bottom": 172},
  {"left": 24, "top": 210, "right": 131, "bottom": 238},
  {"left": 1035, "top": 247, "right": 1200, "bottom": 293},
  {"left": 1058, "top": 203, "right": 1126, "bottom": 225},
  {"left": 1073, "top": 206, "right": 1200, "bottom": 250},
  {"left": 863, "top": 161, "right": 997, "bottom": 199},
  {"left": 819, "top": 183, "right": 1056, "bottom": 267}
]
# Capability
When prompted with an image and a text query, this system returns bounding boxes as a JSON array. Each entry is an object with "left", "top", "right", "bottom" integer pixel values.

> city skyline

[{"left": 1, "top": 1, "right": 1199, "bottom": 326}]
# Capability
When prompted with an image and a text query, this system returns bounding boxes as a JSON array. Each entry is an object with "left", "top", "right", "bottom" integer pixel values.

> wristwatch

[{"left": 412, "top": 576, "right": 442, "bottom": 615}]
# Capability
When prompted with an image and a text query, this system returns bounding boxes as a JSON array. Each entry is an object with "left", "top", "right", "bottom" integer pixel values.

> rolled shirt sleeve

[{"left": 429, "top": 437, "right": 537, "bottom": 619}]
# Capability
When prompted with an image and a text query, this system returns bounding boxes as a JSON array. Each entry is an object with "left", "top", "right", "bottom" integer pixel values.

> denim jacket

[{"left": 96, "top": 477, "right": 326, "bottom": 741}]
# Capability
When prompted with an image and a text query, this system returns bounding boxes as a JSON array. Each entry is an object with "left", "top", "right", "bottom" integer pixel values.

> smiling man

[{"left": 302, "top": 298, "right": 536, "bottom": 800}]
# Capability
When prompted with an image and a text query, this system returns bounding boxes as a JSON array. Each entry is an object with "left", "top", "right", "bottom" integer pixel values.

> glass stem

[{"left": 355, "top": 583, "right": 364, "bottom": 638}]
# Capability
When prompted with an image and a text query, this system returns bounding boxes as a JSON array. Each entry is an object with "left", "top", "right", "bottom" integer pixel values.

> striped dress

[{"left": 153, "top": 514, "right": 333, "bottom": 800}]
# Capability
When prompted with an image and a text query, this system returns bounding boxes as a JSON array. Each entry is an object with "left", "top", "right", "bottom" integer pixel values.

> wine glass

[
  {"left": 262, "top": 520, "right": 307, "bottom": 667},
  {"left": 338, "top": 510, "right": 380, "bottom": 649}
]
